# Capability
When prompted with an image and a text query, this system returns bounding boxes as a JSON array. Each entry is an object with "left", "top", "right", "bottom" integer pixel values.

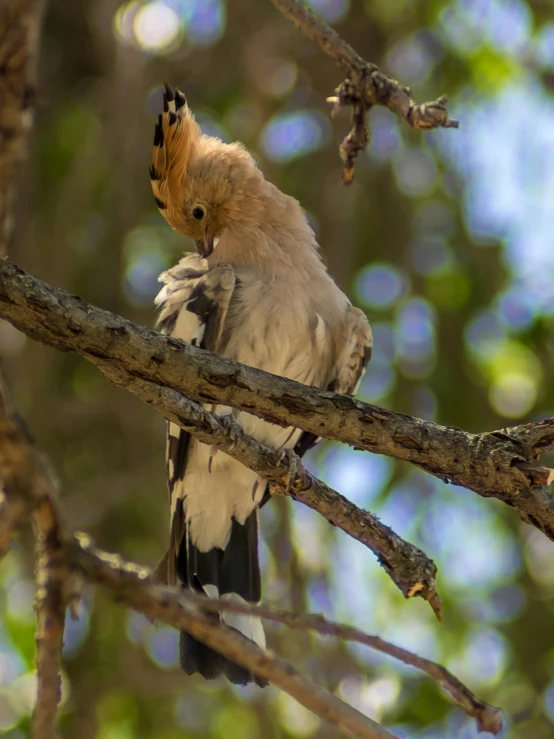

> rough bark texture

[
  {"left": 0, "top": 0, "right": 44, "bottom": 256},
  {"left": 108, "top": 371, "right": 440, "bottom": 614},
  {"left": 30, "top": 500, "right": 67, "bottom": 739},
  {"left": 269, "top": 0, "right": 458, "bottom": 182},
  {"left": 184, "top": 590, "right": 503, "bottom": 734},
  {"left": 75, "top": 539, "right": 398, "bottom": 739},
  {"left": 1, "top": 258, "right": 553, "bottom": 540}
]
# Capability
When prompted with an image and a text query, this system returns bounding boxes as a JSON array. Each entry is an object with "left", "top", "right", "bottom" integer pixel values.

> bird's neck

[{"left": 210, "top": 183, "right": 325, "bottom": 281}]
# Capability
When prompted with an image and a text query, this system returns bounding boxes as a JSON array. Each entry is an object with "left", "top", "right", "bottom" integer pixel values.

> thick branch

[
  {"left": 269, "top": 0, "right": 458, "bottom": 182},
  {"left": 0, "top": 360, "right": 500, "bottom": 737},
  {"left": 109, "top": 371, "right": 440, "bottom": 615},
  {"left": 1, "top": 260, "right": 553, "bottom": 541},
  {"left": 0, "top": 0, "right": 44, "bottom": 256},
  {"left": 0, "top": 367, "right": 399, "bottom": 739}
]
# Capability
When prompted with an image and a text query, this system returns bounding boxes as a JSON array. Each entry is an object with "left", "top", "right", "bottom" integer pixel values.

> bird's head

[{"left": 150, "top": 84, "right": 263, "bottom": 258}]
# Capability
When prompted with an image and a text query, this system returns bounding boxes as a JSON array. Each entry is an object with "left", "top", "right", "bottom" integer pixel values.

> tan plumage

[{"left": 151, "top": 84, "right": 372, "bottom": 685}]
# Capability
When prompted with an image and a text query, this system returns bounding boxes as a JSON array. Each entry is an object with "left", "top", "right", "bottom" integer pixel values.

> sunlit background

[{"left": 1, "top": 0, "right": 554, "bottom": 737}]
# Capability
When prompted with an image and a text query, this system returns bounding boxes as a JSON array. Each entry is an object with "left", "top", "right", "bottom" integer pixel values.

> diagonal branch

[
  {"left": 0, "top": 367, "right": 397, "bottom": 739},
  {"left": 0, "top": 338, "right": 501, "bottom": 737},
  {"left": 1, "top": 259, "right": 553, "bottom": 542},
  {"left": 181, "top": 590, "right": 503, "bottom": 735},
  {"left": 75, "top": 539, "right": 398, "bottom": 739},
  {"left": 109, "top": 370, "right": 440, "bottom": 616},
  {"left": 268, "top": 0, "right": 458, "bottom": 182},
  {"left": 75, "top": 537, "right": 503, "bottom": 735}
]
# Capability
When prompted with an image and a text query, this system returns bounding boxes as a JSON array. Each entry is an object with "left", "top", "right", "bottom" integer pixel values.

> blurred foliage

[{"left": 1, "top": 0, "right": 554, "bottom": 737}]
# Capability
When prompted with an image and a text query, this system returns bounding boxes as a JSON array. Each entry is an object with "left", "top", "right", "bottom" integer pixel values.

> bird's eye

[{"left": 192, "top": 206, "right": 205, "bottom": 220}]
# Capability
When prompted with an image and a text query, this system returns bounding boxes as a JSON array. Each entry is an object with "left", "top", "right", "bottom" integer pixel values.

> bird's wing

[
  {"left": 290, "top": 306, "right": 372, "bottom": 462},
  {"left": 330, "top": 306, "right": 373, "bottom": 396},
  {"left": 152, "top": 255, "right": 236, "bottom": 585}
]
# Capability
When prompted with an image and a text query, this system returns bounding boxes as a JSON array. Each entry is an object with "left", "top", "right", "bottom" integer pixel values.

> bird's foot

[
  {"left": 275, "top": 449, "right": 298, "bottom": 493},
  {"left": 220, "top": 413, "right": 243, "bottom": 449}
]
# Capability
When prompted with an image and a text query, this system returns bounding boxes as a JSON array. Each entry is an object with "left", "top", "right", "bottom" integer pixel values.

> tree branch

[
  {"left": 0, "top": 367, "right": 75, "bottom": 739},
  {"left": 30, "top": 500, "right": 67, "bottom": 739},
  {"left": 181, "top": 590, "right": 503, "bottom": 735},
  {"left": 76, "top": 539, "right": 399, "bottom": 739},
  {"left": 0, "top": 0, "right": 44, "bottom": 256},
  {"left": 108, "top": 370, "right": 440, "bottom": 616},
  {"left": 0, "top": 363, "right": 62, "bottom": 556},
  {"left": 268, "top": 0, "right": 458, "bottom": 182},
  {"left": 1, "top": 259, "right": 553, "bottom": 542},
  {"left": 0, "top": 367, "right": 402, "bottom": 739},
  {"left": 0, "top": 323, "right": 502, "bottom": 738}
]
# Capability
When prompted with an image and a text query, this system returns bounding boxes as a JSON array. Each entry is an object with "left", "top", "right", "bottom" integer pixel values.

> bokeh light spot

[
  {"left": 411, "top": 237, "right": 452, "bottom": 276},
  {"left": 356, "top": 263, "right": 408, "bottom": 310},
  {"left": 133, "top": 2, "right": 181, "bottom": 53},
  {"left": 394, "top": 149, "right": 438, "bottom": 198},
  {"left": 261, "top": 110, "right": 330, "bottom": 162},
  {"left": 147, "top": 626, "right": 179, "bottom": 669},
  {"left": 460, "top": 628, "right": 510, "bottom": 688},
  {"left": 395, "top": 297, "right": 436, "bottom": 361},
  {"left": 325, "top": 447, "right": 392, "bottom": 507},
  {"left": 489, "top": 373, "right": 537, "bottom": 418},
  {"left": 386, "top": 33, "right": 436, "bottom": 87},
  {"left": 277, "top": 692, "right": 320, "bottom": 736},
  {"left": 183, "top": 0, "right": 225, "bottom": 45},
  {"left": 465, "top": 310, "right": 506, "bottom": 358}
]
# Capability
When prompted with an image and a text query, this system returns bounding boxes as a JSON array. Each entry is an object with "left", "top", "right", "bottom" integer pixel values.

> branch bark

[
  {"left": 0, "top": 0, "right": 44, "bottom": 256},
  {"left": 1, "top": 259, "right": 553, "bottom": 542},
  {"left": 30, "top": 500, "right": 68, "bottom": 739},
  {"left": 0, "top": 367, "right": 73, "bottom": 739},
  {"left": 0, "top": 371, "right": 504, "bottom": 737},
  {"left": 269, "top": 0, "right": 458, "bottom": 182},
  {"left": 182, "top": 590, "right": 503, "bottom": 735},
  {"left": 0, "top": 367, "right": 401, "bottom": 739},
  {"left": 0, "top": 363, "right": 61, "bottom": 555},
  {"left": 109, "top": 370, "right": 440, "bottom": 615},
  {"left": 76, "top": 539, "right": 399, "bottom": 739}
]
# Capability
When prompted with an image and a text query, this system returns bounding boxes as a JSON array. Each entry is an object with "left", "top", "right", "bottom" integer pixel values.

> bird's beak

[{"left": 195, "top": 233, "right": 218, "bottom": 258}]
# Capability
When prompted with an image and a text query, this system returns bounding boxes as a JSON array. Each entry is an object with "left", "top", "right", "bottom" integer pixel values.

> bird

[{"left": 150, "top": 83, "right": 372, "bottom": 685}]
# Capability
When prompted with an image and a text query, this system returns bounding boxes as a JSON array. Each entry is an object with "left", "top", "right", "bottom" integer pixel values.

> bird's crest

[{"left": 150, "top": 83, "right": 201, "bottom": 233}]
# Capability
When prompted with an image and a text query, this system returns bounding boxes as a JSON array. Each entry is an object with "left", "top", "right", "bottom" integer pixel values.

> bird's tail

[{"left": 176, "top": 511, "right": 267, "bottom": 686}]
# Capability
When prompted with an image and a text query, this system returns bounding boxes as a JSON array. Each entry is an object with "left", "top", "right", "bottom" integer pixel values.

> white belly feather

[{"left": 170, "top": 279, "right": 330, "bottom": 551}]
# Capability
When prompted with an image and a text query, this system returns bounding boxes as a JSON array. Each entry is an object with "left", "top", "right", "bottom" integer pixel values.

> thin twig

[
  {"left": 0, "top": 356, "right": 497, "bottom": 736},
  {"left": 184, "top": 591, "right": 503, "bottom": 735},
  {"left": 269, "top": 0, "right": 458, "bottom": 181},
  {"left": 75, "top": 537, "right": 398, "bottom": 739},
  {"left": 0, "top": 365, "right": 397, "bottom": 739},
  {"left": 1, "top": 260, "right": 553, "bottom": 542}
]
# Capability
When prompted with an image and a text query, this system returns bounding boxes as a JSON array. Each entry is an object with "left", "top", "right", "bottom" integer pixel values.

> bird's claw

[
  {"left": 275, "top": 449, "right": 298, "bottom": 493},
  {"left": 220, "top": 414, "right": 243, "bottom": 449}
]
